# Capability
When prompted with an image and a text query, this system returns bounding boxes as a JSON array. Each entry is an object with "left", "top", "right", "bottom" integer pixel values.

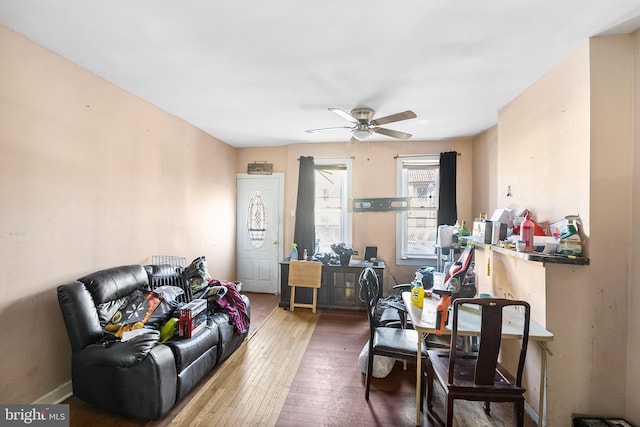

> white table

[{"left": 401, "top": 292, "right": 553, "bottom": 426}]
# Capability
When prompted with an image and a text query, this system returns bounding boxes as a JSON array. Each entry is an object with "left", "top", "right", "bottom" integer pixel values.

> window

[
  {"left": 397, "top": 156, "right": 440, "bottom": 261},
  {"left": 314, "top": 159, "right": 352, "bottom": 254}
]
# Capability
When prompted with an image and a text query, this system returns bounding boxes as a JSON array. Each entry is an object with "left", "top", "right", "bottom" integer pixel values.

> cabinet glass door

[{"left": 332, "top": 270, "right": 359, "bottom": 306}]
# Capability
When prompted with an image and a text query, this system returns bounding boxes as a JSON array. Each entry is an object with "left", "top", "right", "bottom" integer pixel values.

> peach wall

[
  {"left": 0, "top": 26, "right": 237, "bottom": 403},
  {"left": 626, "top": 28, "right": 640, "bottom": 424},
  {"left": 476, "top": 34, "right": 635, "bottom": 425},
  {"left": 238, "top": 138, "right": 473, "bottom": 291},
  {"left": 471, "top": 125, "right": 498, "bottom": 216},
  {"left": 586, "top": 34, "right": 633, "bottom": 417},
  {"left": 495, "top": 42, "right": 593, "bottom": 425},
  {"left": 498, "top": 44, "right": 591, "bottom": 231}
]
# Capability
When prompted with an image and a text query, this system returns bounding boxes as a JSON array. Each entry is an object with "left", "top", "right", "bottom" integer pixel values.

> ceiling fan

[{"left": 305, "top": 107, "right": 417, "bottom": 141}]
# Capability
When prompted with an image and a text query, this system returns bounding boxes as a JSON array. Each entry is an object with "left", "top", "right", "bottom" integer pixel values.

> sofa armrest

[
  {"left": 57, "top": 281, "right": 103, "bottom": 352},
  {"left": 71, "top": 341, "right": 177, "bottom": 420},
  {"left": 78, "top": 331, "right": 160, "bottom": 367}
]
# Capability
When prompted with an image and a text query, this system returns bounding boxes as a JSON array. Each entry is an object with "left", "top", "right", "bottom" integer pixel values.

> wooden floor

[
  {"left": 63, "top": 293, "right": 537, "bottom": 426},
  {"left": 276, "top": 309, "right": 537, "bottom": 427},
  {"left": 170, "top": 304, "right": 318, "bottom": 426}
]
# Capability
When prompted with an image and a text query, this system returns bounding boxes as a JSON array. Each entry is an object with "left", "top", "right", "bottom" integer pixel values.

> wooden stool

[{"left": 288, "top": 260, "right": 322, "bottom": 313}]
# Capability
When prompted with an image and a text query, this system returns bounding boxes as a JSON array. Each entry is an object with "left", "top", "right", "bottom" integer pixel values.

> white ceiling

[{"left": 2, "top": 1, "right": 640, "bottom": 148}]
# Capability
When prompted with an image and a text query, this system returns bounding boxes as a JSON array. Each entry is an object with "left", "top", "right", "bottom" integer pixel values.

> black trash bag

[
  {"left": 182, "top": 256, "right": 210, "bottom": 295},
  {"left": 330, "top": 243, "right": 353, "bottom": 266},
  {"left": 374, "top": 294, "right": 402, "bottom": 323},
  {"left": 416, "top": 266, "right": 435, "bottom": 290},
  {"left": 182, "top": 256, "right": 209, "bottom": 280},
  {"left": 312, "top": 252, "right": 333, "bottom": 265}
]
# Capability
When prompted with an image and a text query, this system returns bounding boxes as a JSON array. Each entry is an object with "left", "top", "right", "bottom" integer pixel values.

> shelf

[{"left": 473, "top": 241, "right": 590, "bottom": 266}]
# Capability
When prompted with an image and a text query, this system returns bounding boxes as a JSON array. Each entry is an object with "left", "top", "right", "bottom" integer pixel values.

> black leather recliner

[{"left": 57, "top": 264, "right": 250, "bottom": 420}]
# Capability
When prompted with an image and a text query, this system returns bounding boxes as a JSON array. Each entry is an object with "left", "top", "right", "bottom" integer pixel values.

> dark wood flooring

[
  {"left": 276, "top": 308, "right": 536, "bottom": 427},
  {"left": 245, "top": 292, "right": 282, "bottom": 335}
]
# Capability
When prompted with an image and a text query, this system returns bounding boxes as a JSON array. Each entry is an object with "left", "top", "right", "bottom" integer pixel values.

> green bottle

[
  {"left": 457, "top": 220, "right": 471, "bottom": 246},
  {"left": 458, "top": 220, "right": 471, "bottom": 236},
  {"left": 558, "top": 216, "right": 582, "bottom": 256}
]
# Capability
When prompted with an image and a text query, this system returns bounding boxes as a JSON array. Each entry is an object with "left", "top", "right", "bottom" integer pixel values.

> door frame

[{"left": 236, "top": 173, "right": 284, "bottom": 294}]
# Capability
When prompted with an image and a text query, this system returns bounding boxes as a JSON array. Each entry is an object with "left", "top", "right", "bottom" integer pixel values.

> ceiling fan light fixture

[
  {"left": 352, "top": 128, "right": 371, "bottom": 141},
  {"left": 306, "top": 106, "right": 416, "bottom": 142}
]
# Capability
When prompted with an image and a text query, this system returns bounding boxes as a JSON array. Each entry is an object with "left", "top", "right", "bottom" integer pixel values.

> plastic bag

[
  {"left": 182, "top": 256, "right": 209, "bottom": 281},
  {"left": 358, "top": 341, "right": 395, "bottom": 378},
  {"left": 152, "top": 285, "right": 185, "bottom": 302}
]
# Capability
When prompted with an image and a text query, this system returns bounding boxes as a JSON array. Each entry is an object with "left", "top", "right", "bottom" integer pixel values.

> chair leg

[
  {"left": 426, "top": 359, "right": 434, "bottom": 412},
  {"left": 515, "top": 398, "right": 525, "bottom": 427},
  {"left": 419, "top": 360, "right": 425, "bottom": 412},
  {"left": 290, "top": 286, "right": 295, "bottom": 312},
  {"left": 484, "top": 401, "right": 491, "bottom": 414},
  {"left": 365, "top": 347, "right": 374, "bottom": 402},
  {"left": 312, "top": 288, "right": 317, "bottom": 313},
  {"left": 446, "top": 395, "right": 454, "bottom": 427}
]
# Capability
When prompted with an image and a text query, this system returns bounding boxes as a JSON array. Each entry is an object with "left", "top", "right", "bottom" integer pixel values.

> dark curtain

[
  {"left": 293, "top": 156, "right": 315, "bottom": 260},
  {"left": 437, "top": 151, "right": 457, "bottom": 226}
]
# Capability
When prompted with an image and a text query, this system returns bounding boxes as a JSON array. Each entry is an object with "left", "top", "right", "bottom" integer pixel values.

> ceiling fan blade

[
  {"left": 328, "top": 108, "right": 359, "bottom": 123},
  {"left": 373, "top": 127, "right": 413, "bottom": 140},
  {"left": 305, "top": 126, "right": 354, "bottom": 133},
  {"left": 370, "top": 110, "right": 417, "bottom": 126}
]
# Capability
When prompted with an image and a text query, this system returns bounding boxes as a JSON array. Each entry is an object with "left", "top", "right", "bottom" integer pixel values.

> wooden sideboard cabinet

[{"left": 279, "top": 260, "right": 384, "bottom": 310}]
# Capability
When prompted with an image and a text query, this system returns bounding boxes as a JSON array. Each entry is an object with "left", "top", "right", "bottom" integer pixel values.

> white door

[{"left": 236, "top": 173, "right": 283, "bottom": 294}]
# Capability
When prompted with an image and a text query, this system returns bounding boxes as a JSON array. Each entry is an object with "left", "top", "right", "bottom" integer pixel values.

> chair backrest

[
  {"left": 448, "top": 298, "right": 530, "bottom": 387},
  {"left": 443, "top": 245, "right": 474, "bottom": 288},
  {"left": 288, "top": 260, "right": 322, "bottom": 288},
  {"left": 358, "top": 267, "right": 382, "bottom": 342}
]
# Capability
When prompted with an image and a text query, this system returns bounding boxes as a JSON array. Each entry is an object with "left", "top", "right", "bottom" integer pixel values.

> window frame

[
  {"left": 314, "top": 158, "right": 353, "bottom": 253},
  {"left": 396, "top": 155, "right": 440, "bottom": 265}
]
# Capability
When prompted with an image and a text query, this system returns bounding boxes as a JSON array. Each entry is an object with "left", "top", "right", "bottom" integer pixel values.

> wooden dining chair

[
  {"left": 359, "top": 267, "right": 430, "bottom": 409},
  {"left": 288, "top": 260, "right": 322, "bottom": 313},
  {"left": 426, "top": 298, "right": 531, "bottom": 427}
]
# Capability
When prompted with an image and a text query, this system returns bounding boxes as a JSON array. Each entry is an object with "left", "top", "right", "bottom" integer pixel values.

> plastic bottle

[
  {"left": 559, "top": 215, "right": 582, "bottom": 256},
  {"left": 289, "top": 243, "right": 298, "bottom": 261},
  {"left": 458, "top": 220, "right": 471, "bottom": 236},
  {"left": 458, "top": 220, "right": 471, "bottom": 247},
  {"left": 520, "top": 213, "right": 534, "bottom": 252},
  {"left": 411, "top": 272, "right": 424, "bottom": 308},
  {"left": 410, "top": 271, "right": 421, "bottom": 289},
  {"left": 435, "top": 293, "right": 451, "bottom": 335}
]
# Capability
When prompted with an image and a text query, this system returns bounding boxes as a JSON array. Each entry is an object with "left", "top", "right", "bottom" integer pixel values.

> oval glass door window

[{"left": 247, "top": 191, "right": 268, "bottom": 248}]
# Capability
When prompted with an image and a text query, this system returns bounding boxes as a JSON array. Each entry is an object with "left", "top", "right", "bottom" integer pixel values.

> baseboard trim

[
  {"left": 525, "top": 402, "right": 540, "bottom": 426},
  {"left": 32, "top": 381, "right": 72, "bottom": 404}
]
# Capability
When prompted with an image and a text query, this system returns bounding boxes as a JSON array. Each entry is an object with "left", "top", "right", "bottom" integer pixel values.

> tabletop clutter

[
  {"left": 414, "top": 207, "right": 585, "bottom": 332},
  {"left": 404, "top": 208, "right": 569, "bottom": 426},
  {"left": 410, "top": 244, "right": 477, "bottom": 335},
  {"left": 288, "top": 241, "right": 355, "bottom": 265},
  {"left": 439, "top": 208, "right": 583, "bottom": 258}
]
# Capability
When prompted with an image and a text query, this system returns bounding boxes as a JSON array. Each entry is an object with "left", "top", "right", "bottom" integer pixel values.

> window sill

[{"left": 396, "top": 257, "right": 437, "bottom": 267}]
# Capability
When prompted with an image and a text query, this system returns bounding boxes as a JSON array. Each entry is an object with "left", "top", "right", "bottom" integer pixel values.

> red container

[{"left": 520, "top": 213, "right": 535, "bottom": 252}]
